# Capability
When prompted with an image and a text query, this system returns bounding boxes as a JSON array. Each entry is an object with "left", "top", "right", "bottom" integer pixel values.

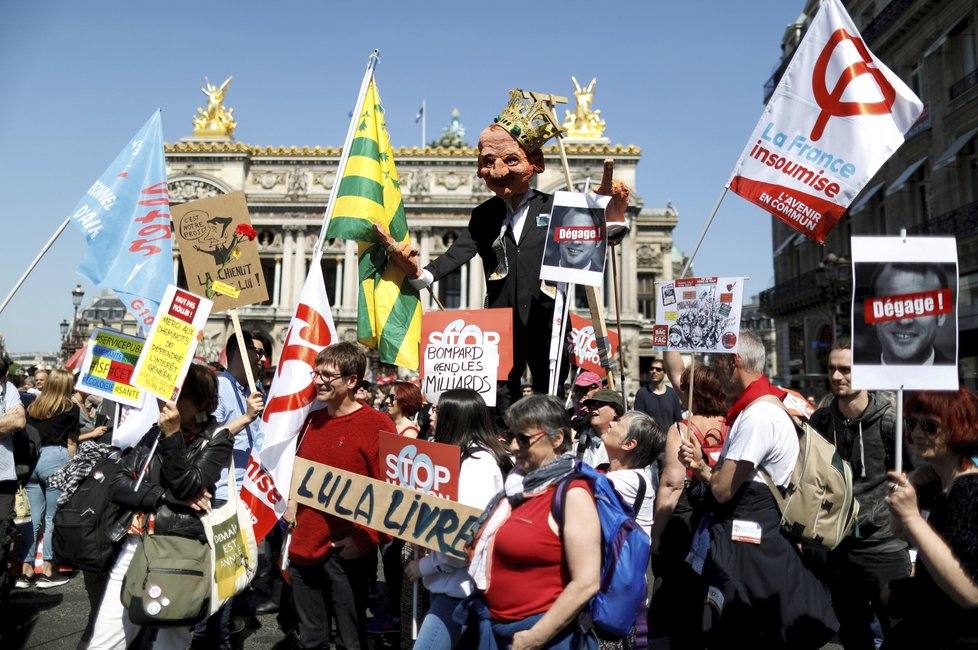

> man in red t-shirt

[{"left": 284, "top": 342, "right": 394, "bottom": 649}]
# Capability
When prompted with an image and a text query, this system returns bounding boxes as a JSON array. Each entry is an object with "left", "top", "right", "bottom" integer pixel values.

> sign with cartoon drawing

[
  {"left": 652, "top": 277, "right": 746, "bottom": 353},
  {"left": 851, "top": 236, "right": 958, "bottom": 390},
  {"left": 171, "top": 191, "right": 269, "bottom": 312}
]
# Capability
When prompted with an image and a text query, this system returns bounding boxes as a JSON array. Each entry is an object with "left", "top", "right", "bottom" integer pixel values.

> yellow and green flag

[{"left": 326, "top": 78, "right": 422, "bottom": 370}]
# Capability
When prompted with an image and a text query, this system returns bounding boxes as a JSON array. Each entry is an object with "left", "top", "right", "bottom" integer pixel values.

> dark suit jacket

[{"left": 426, "top": 191, "right": 555, "bottom": 331}]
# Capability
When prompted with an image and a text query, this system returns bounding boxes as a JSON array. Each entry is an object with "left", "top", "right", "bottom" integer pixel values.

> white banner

[
  {"left": 240, "top": 254, "right": 337, "bottom": 541},
  {"left": 652, "top": 277, "right": 746, "bottom": 353},
  {"left": 728, "top": 0, "right": 923, "bottom": 243}
]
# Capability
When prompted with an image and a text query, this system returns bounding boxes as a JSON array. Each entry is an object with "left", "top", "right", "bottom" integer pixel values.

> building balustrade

[
  {"left": 951, "top": 68, "right": 978, "bottom": 102},
  {"left": 908, "top": 199, "right": 978, "bottom": 238}
]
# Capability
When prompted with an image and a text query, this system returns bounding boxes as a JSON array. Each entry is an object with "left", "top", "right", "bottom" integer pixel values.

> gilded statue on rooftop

[
  {"left": 193, "top": 76, "right": 237, "bottom": 138},
  {"left": 562, "top": 76, "right": 606, "bottom": 140}
]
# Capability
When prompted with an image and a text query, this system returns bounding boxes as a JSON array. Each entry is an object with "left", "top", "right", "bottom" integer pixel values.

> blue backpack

[{"left": 550, "top": 461, "right": 651, "bottom": 638}]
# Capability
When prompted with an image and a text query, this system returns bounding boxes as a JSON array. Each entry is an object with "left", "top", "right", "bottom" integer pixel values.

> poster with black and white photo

[
  {"left": 539, "top": 191, "right": 610, "bottom": 287},
  {"left": 851, "top": 236, "right": 958, "bottom": 390}
]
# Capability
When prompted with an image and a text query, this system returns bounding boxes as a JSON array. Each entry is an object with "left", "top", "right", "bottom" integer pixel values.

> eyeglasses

[
  {"left": 504, "top": 430, "right": 547, "bottom": 447},
  {"left": 905, "top": 416, "right": 940, "bottom": 436},
  {"left": 310, "top": 370, "right": 346, "bottom": 382},
  {"left": 650, "top": 367, "right": 664, "bottom": 373}
]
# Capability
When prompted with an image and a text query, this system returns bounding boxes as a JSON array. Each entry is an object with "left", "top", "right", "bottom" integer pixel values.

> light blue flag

[{"left": 69, "top": 110, "right": 171, "bottom": 330}]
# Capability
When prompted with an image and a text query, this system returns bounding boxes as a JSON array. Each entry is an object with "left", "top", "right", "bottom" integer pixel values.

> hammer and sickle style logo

[{"left": 810, "top": 28, "right": 896, "bottom": 141}]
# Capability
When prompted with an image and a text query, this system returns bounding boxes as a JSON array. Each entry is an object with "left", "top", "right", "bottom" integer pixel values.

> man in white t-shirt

[{"left": 679, "top": 330, "right": 837, "bottom": 647}]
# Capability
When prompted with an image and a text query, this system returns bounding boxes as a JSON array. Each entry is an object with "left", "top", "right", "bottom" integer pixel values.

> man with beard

[
  {"left": 377, "top": 90, "right": 628, "bottom": 408},
  {"left": 809, "top": 339, "right": 909, "bottom": 650}
]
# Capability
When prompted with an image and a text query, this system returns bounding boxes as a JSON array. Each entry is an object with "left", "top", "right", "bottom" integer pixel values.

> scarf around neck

[
  {"left": 726, "top": 374, "right": 786, "bottom": 424},
  {"left": 467, "top": 453, "right": 576, "bottom": 590}
]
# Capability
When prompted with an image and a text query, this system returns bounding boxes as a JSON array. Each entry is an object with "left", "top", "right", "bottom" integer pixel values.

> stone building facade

[
  {"left": 156, "top": 84, "right": 680, "bottom": 398},
  {"left": 760, "top": 0, "right": 978, "bottom": 392}
]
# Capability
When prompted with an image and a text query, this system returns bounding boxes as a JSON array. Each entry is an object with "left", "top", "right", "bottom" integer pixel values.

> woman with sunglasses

[
  {"left": 401, "top": 389, "right": 511, "bottom": 648},
  {"left": 466, "top": 394, "right": 601, "bottom": 650},
  {"left": 884, "top": 387, "right": 978, "bottom": 649},
  {"left": 386, "top": 381, "right": 423, "bottom": 438}
]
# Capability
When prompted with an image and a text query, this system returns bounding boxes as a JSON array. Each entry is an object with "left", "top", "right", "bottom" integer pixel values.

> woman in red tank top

[{"left": 467, "top": 395, "right": 601, "bottom": 650}]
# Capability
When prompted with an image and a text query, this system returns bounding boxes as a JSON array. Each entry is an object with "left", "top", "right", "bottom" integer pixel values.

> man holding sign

[{"left": 284, "top": 342, "right": 394, "bottom": 650}]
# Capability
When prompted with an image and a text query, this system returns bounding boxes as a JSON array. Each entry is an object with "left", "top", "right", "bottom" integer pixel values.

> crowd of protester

[{"left": 1, "top": 325, "right": 977, "bottom": 650}]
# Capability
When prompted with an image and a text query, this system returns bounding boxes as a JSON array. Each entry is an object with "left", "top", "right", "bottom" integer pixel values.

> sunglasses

[
  {"left": 650, "top": 367, "right": 664, "bottom": 373},
  {"left": 905, "top": 416, "right": 940, "bottom": 436},
  {"left": 504, "top": 430, "right": 547, "bottom": 447},
  {"left": 247, "top": 346, "right": 268, "bottom": 358}
]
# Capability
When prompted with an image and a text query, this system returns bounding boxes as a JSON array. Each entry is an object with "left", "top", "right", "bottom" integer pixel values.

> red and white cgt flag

[
  {"left": 241, "top": 253, "right": 337, "bottom": 541},
  {"left": 728, "top": 0, "right": 923, "bottom": 243}
]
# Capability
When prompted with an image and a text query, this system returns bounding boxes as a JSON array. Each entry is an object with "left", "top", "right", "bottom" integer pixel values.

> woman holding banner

[
  {"left": 89, "top": 364, "right": 263, "bottom": 649},
  {"left": 403, "top": 389, "right": 511, "bottom": 648},
  {"left": 884, "top": 387, "right": 978, "bottom": 649}
]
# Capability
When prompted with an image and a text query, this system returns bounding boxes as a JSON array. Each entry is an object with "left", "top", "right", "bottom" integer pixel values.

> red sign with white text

[
  {"left": 864, "top": 288, "right": 952, "bottom": 324},
  {"left": 569, "top": 313, "right": 619, "bottom": 376},
  {"left": 421, "top": 309, "right": 513, "bottom": 381},
  {"left": 379, "top": 431, "right": 461, "bottom": 501}
]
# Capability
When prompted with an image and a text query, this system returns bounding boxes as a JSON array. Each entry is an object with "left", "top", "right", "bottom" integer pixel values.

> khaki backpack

[{"left": 755, "top": 395, "right": 859, "bottom": 551}]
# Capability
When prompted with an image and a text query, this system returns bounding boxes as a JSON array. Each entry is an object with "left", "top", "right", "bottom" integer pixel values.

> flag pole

[
  {"left": 680, "top": 187, "right": 728, "bottom": 278},
  {"left": 314, "top": 50, "right": 380, "bottom": 254},
  {"left": 421, "top": 99, "right": 426, "bottom": 149},
  {"left": 0, "top": 217, "right": 71, "bottom": 316}
]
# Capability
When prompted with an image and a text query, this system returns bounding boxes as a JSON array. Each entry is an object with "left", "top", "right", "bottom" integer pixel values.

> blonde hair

[{"left": 27, "top": 368, "right": 75, "bottom": 420}]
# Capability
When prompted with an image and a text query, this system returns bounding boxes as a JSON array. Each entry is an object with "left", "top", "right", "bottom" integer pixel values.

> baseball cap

[
  {"left": 583, "top": 388, "right": 624, "bottom": 412},
  {"left": 574, "top": 371, "right": 602, "bottom": 388}
]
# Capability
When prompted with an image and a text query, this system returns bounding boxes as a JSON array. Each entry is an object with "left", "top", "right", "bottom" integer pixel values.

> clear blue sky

[{"left": 0, "top": 0, "right": 806, "bottom": 354}]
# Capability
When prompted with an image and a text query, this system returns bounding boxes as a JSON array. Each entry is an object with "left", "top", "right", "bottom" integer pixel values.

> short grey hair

[
  {"left": 621, "top": 411, "right": 666, "bottom": 469},
  {"left": 737, "top": 329, "right": 766, "bottom": 374},
  {"left": 505, "top": 394, "right": 572, "bottom": 453}
]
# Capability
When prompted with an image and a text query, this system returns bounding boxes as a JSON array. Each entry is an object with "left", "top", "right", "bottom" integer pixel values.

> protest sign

[
  {"left": 379, "top": 431, "right": 460, "bottom": 501},
  {"left": 132, "top": 285, "right": 213, "bottom": 401},
  {"left": 652, "top": 277, "right": 746, "bottom": 353},
  {"left": 75, "top": 328, "right": 145, "bottom": 407},
  {"left": 727, "top": 0, "right": 923, "bottom": 243},
  {"left": 851, "top": 237, "right": 958, "bottom": 390},
  {"left": 291, "top": 457, "right": 482, "bottom": 560},
  {"left": 568, "top": 313, "right": 619, "bottom": 376},
  {"left": 421, "top": 309, "right": 511, "bottom": 406},
  {"left": 540, "top": 191, "right": 610, "bottom": 287},
  {"left": 172, "top": 191, "right": 268, "bottom": 312}
]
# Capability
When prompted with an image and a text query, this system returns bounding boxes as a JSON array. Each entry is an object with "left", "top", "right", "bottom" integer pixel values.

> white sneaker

[
  {"left": 14, "top": 575, "right": 34, "bottom": 589},
  {"left": 35, "top": 574, "right": 69, "bottom": 589}
]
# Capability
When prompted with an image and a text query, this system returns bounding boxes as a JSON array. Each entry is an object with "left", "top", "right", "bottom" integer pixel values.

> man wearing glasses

[
  {"left": 284, "top": 342, "right": 395, "bottom": 650},
  {"left": 633, "top": 359, "right": 683, "bottom": 432},
  {"left": 809, "top": 338, "right": 910, "bottom": 650}
]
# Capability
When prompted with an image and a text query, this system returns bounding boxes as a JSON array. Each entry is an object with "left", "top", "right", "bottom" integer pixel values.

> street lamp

[{"left": 60, "top": 319, "right": 69, "bottom": 341}]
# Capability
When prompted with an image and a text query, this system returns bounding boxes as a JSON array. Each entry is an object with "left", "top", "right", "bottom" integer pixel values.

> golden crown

[{"left": 494, "top": 89, "right": 563, "bottom": 152}]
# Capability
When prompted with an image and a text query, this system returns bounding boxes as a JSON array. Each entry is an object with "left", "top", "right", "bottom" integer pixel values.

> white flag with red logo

[
  {"left": 241, "top": 252, "right": 337, "bottom": 541},
  {"left": 728, "top": 0, "right": 923, "bottom": 243}
]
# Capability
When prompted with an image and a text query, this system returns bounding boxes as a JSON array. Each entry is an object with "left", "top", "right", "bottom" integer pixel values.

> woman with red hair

[
  {"left": 885, "top": 387, "right": 978, "bottom": 649},
  {"left": 385, "top": 381, "right": 423, "bottom": 438}
]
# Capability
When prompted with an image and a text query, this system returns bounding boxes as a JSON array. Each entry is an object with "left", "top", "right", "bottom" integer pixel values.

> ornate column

[
  {"left": 172, "top": 255, "right": 180, "bottom": 284},
  {"left": 272, "top": 256, "right": 282, "bottom": 308},
  {"left": 468, "top": 256, "right": 485, "bottom": 309},
  {"left": 281, "top": 226, "right": 295, "bottom": 310},
  {"left": 292, "top": 228, "right": 308, "bottom": 307},
  {"left": 333, "top": 258, "right": 343, "bottom": 309},
  {"left": 343, "top": 240, "right": 358, "bottom": 314}
]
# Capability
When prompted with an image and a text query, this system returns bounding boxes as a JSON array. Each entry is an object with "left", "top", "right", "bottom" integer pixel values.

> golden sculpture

[
  {"left": 562, "top": 77, "right": 606, "bottom": 140},
  {"left": 493, "top": 89, "right": 564, "bottom": 153},
  {"left": 193, "top": 76, "right": 237, "bottom": 138}
]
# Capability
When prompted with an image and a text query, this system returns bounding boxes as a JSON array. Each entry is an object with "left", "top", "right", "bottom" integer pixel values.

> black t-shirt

[
  {"left": 28, "top": 403, "right": 80, "bottom": 447},
  {"left": 634, "top": 385, "right": 684, "bottom": 431}
]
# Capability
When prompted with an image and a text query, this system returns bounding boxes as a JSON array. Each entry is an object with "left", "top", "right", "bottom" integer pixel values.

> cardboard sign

[
  {"left": 172, "top": 191, "right": 268, "bottom": 312},
  {"left": 132, "top": 285, "right": 213, "bottom": 401},
  {"left": 540, "top": 191, "right": 610, "bottom": 287},
  {"left": 727, "top": 0, "right": 923, "bottom": 243},
  {"left": 290, "top": 457, "right": 483, "bottom": 560},
  {"left": 568, "top": 313, "right": 619, "bottom": 376},
  {"left": 75, "top": 328, "right": 145, "bottom": 407},
  {"left": 851, "top": 237, "right": 958, "bottom": 390},
  {"left": 379, "top": 431, "right": 460, "bottom": 501},
  {"left": 653, "top": 277, "right": 746, "bottom": 353}
]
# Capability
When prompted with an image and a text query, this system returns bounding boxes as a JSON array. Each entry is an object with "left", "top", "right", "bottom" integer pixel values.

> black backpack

[{"left": 52, "top": 453, "right": 128, "bottom": 571}]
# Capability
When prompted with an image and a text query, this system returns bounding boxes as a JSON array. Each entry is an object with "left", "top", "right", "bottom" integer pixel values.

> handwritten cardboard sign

[
  {"left": 132, "top": 285, "right": 213, "bottom": 401},
  {"left": 568, "top": 313, "right": 619, "bottom": 377},
  {"left": 75, "top": 328, "right": 145, "bottom": 407},
  {"left": 652, "top": 277, "right": 746, "bottom": 353},
  {"left": 172, "top": 191, "right": 268, "bottom": 312},
  {"left": 379, "top": 431, "right": 460, "bottom": 501},
  {"left": 290, "top": 457, "right": 483, "bottom": 560}
]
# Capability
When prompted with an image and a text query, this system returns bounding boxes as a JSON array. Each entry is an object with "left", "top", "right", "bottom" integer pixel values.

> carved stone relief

[
  {"left": 435, "top": 171, "right": 467, "bottom": 191},
  {"left": 168, "top": 179, "right": 223, "bottom": 203},
  {"left": 252, "top": 171, "right": 287, "bottom": 190}
]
